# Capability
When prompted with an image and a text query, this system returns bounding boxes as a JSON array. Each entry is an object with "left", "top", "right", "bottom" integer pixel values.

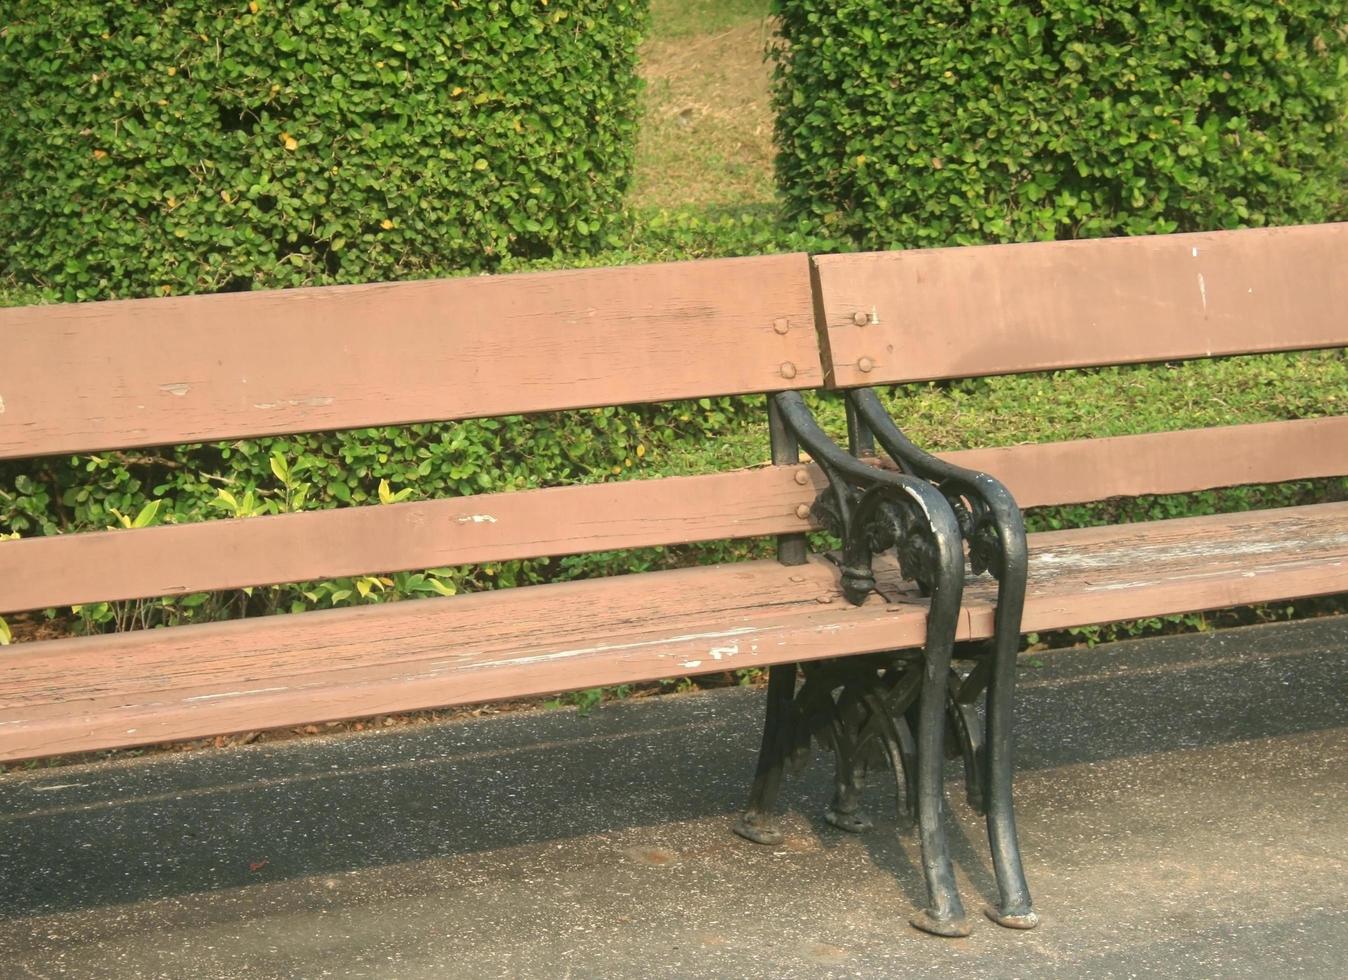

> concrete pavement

[{"left": 2, "top": 616, "right": 1345, "bottom": 978}]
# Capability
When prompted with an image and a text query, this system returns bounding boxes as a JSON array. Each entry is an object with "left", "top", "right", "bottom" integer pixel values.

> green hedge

[
  {"left": 0, "top": 1, "right": 716, "bottom": 639},
  {"left": 771, "top": 0, "right": 1348, "bottom": 247},
  {"left": 0, "top": 0, "right": 647, "bottom": 302}
]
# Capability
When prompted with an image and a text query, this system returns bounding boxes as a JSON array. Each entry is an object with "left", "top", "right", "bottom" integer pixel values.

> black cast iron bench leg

[
  {"left": 849, "top": 388, "right": 1037, "bottom": 929},
  {"left": 735, "top": 391, "right": 971, "bottom": 937}
]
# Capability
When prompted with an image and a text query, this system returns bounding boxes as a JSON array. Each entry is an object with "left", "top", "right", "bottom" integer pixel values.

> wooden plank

[
  {"left": 0, "top": 254, "right": 820, "bottom": 460},
  {"left": 0, "top": 465, "right": 827, "bottom": 614},
  {"left": 936, "top": 417, "right": 1348, "bottom": 509},
  {"left": 912, "top": 502, "right": 1348, "bottom": 638},
  {"left": 0, "top": 557, "right": 926, "bottom": 762},
  {"left": 814, "top": 223, "right": 1348, "bottom": 387},
  {"left": 4, "top": 501, "right": 1344, "bottom": 762}
]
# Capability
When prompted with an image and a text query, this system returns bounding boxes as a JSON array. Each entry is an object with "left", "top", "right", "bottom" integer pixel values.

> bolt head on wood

[
  {"left": 795, "top": 503, "right": 811, "bottom": 519},
  {"left": 857, "top": 356, "right": 874, "bottom": 373},
  {"left": 780, "top": 361, "right": 797, "bottom": 380},
  {"left": 773, "top": 317, "right": 790, "bottom": 335},
  {"left": 851, "top": 311, "right": 868, "bottom": 326},
  {"left": 794, "top": 470, "right": 809, "bottom": 485}
]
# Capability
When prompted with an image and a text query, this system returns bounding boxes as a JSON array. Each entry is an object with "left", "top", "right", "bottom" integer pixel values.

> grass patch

[{"left": 631, "top": 2, "right": 777, "bottom": 212}]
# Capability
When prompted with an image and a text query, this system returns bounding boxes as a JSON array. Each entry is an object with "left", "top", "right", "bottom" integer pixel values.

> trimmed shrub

[
  {"left": 0, "top": 0, "right": 647, "bottom": 302},
  {"left": 771, "top": 0, "right": 1348, "bottom": 247}
]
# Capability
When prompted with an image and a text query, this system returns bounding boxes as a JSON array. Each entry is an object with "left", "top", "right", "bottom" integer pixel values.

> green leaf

[
  {"left": 427, "top": 578, "right": 456, "bottom": 596},
  {"left": 131, "top": 499, "right": 162, "bottom": 528}
]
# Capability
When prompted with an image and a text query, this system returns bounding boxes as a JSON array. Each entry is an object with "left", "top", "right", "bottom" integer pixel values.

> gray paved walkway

[{"left": 2, "top": 616, "right": 1346, "bottom": 979}]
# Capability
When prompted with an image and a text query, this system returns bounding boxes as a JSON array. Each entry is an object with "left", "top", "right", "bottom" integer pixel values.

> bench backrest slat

[
  {"left": 815, "top": 223, "right": 1348, "bottom": 387},
  {"left": 0, "top": 465, "right": 825, "bottom": 614},
  {"left": 0, "top": 254, "right": 819, "bottom": 460},
  {"left": 941, "top": 416, "right": 1348, "bottom": 509}
]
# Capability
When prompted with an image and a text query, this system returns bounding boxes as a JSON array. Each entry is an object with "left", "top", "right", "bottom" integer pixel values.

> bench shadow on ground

[{"left": 1, "top": 617, "right": 1344, "bottom": 923}]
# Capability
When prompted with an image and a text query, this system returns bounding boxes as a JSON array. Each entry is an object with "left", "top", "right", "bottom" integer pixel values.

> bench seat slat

[
  {"left": 0, "top": 254, "right": 820, "bottom": 460},
  {"left": 948, "top": 501, "right": 1348, "bottom": 638},
  {"left": 0, "top": 465, "right": 826, "bottom": 615},
  {"left": 0, "top": 557, "right": 923, "bottom": 763},
  {"left": 4, "top": 502, "right": 1344, "bottom": 764},
  {"left": 815, "top": 223, "right": 1348, "bottom": 386}
]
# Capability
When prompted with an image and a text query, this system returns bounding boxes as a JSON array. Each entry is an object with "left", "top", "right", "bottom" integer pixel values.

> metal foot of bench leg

[
  {"left": 983, "top": 625, "right": 1038, "bottom": 929},
  {"left": 735, "top": 663, "right": 796, "bottom": 846}
]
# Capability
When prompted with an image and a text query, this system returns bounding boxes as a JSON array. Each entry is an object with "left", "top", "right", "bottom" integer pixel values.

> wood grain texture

[
  {"left": 814, "top": 223, "right": 1348, "bottom": 386},
  {"left": 0, "top": 254, "right": 820, "bottom": 460},
  {"left": 5, "top": 502, "right": 1345, "bottom": 763},
  {"left": 936, "top": 416, "right": 1348, "bottom": 508},
  {"left": 0, "top": 557, "right": 920, "bottom": 762},
  {"left": 989, "top": 500, "right": 1348, "bottom": 636},
  {"left": 0, "top": 465, "right": 827, "bottom": 614}
]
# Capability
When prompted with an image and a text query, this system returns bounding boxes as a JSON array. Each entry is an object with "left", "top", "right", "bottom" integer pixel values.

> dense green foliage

[
  {"left": 0, "top": 0, "right": 646, "bottom": 302},
  {"left": 771, "top": 0, "right": 1348, "bottom": 247}
]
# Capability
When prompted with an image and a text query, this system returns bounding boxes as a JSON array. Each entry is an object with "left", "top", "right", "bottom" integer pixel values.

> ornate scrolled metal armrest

[
  {"left": 847, "top": 388, "right": 1027, "bottom": 588},
  {"left": 771, "top": 391, "right": 964, "bottom": 606}
]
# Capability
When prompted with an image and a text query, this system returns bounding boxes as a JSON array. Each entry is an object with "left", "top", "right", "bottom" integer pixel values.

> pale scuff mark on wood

[
  {"left": 252, "top": 396, "right": 335, "bottom": 410},
  {"left": 709, "top": 644, "right": 739, "bottom": 660},
  {"left": 183, "top": 685, "right": 291, "bottom": 703},
  {"left": 708, "top": 642, "right": 739, "bottom": 661},
  {"left": 159, "top": 383, "right": 191, "bottom": 397},
  {"left": 462, "top": 626, "right": 764, "bottom": 672},
  {"left": 456, "top": 514, "right": 498, "bottom": 525},
  {"left": 0, "top": 394, "right": 5, "bottom": 414}
]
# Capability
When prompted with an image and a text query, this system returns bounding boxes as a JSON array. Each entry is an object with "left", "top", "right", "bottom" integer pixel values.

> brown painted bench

[
  {"left": 799, "top": 221, "right": 1347, "bottom": 927},
  {"left": 0, "top": 253, "right": 1001, "bottom": 936},
  {"left": 5, "top": 222, "right": 1342, "bottom": 940}
]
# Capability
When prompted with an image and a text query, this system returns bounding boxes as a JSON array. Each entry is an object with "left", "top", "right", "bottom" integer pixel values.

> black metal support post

[
  {"left": 848, "top": 388, "right": 1038, "bottom": 929},
  {"left": 737, "top": 391, "right": 972, "bottom": 937}
]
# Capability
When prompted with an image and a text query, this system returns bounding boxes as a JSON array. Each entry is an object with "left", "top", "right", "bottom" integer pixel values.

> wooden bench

[
  {"left": 5, "top": 222, "right": 1343, "bottom": 939},
  {"left": 0, "top": 254, "right": 1000, "bottom": 937},
  {"left": 801, "top": 219, "right": 1347, "bottom": 926}
]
